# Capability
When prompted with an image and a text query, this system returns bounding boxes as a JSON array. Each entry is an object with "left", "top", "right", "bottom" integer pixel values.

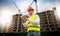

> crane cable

[
  {"left": 12, "top": 0, "right": 35, "bottom": 14},
  {"left": 24, "top": 1, "right": 34, "bottom": 13},
  {"left": 12, "top": 0, "right": 21, "bottom": 13},
  {"left": 24, "top": 0, "right": 38, "bottom": 13}
]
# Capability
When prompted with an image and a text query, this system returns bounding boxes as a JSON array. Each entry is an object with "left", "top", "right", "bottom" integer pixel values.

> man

[{"left": 24, "top": 6, "right": 40, "bottom": 36}]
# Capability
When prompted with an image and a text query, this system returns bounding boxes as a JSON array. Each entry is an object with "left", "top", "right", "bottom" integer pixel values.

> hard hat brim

[{"left": 27, "top": 9, "right": 34, "bottom": 11}]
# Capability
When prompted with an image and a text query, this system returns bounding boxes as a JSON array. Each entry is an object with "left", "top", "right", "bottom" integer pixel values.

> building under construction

[
  {"left": 9, "top": 14, "right": 26, "bottom": 32},
  {"left": 37, "top": 7, "right": 60, "bottom": 32}
]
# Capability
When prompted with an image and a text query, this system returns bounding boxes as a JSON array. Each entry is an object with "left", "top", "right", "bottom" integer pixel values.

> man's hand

[
  {"left": 21, "top": 15, "right": 29, "bottom": 22},
  {"left": 25, "top": 18, "right": 28, "bottom": 20}
]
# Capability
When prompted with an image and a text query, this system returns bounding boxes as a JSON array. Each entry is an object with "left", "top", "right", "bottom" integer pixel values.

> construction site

[
  {"left": 8, "top": 7, "right": 60, "bottom": 33},
  {"left": 0, "top": 0, "right": 60, "bottom": 36}
]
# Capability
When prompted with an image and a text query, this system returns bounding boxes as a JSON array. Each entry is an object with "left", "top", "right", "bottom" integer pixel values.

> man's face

[{"left": 28, "top": 11, "right": 34, "bottom": 15}]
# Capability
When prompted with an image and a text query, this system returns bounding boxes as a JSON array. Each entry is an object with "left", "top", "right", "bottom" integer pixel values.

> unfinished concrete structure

[
  {"left": 37, "top": 7, "right": 60, "bottom": 32},
  {"left": 9, "top": 14, "right": 26, "bottom": 32}
]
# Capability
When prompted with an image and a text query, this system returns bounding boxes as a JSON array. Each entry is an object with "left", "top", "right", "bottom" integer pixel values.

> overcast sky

[{"left": 0, "top": 0, "right": 60, "bottom": 13}]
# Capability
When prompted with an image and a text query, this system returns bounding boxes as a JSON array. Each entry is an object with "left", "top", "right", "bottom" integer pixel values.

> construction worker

[{"left": 24, "top": 6, "right": 40, "bottom": 36}]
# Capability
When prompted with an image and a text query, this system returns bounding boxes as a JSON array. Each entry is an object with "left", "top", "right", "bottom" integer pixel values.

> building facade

[
  {"left": 37, "top": 8, "right": 60, "bottom": 32},
  {"left": 9, "top": 14, "right": 26, "bottom": 32}
]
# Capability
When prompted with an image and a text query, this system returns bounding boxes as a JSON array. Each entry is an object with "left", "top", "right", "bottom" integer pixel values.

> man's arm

[
  {"left": 22, "top": 20, "right": 29, "bottom": 27},
  {"left": 29, "top": 15, "right": 40, "bottom": 24}
]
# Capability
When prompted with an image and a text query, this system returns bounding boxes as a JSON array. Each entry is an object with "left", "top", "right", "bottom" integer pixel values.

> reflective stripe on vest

[
  {"left": 26, "top": 14, "right": 40, "bottom": 32},
  {"left": 27, "top": 26, "right": 40, "bottom": 28}
]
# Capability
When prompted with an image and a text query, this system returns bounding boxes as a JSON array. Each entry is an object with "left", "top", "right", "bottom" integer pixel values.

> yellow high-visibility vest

[{"left": 26, "top": 14, "right": 40, "bottom": 32}]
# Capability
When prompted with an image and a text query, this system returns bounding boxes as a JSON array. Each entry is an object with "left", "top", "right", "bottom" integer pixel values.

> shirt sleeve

[
  {"left": 22, "top": 20, "right": 29, "bottom": 27},
  {"left": 29, "top": 15, "right": 40, "bottom": 24},
  {"left": 22, "top": 23, "right": 27, "bottom": 28}
]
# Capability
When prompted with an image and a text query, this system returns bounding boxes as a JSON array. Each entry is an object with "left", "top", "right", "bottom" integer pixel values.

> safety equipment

[
  {"left": 26, "top": 14, "right": 40, "bottom": 32},
  {"left": 27, "top": 6, "right": 34, "bottom": 11}
]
